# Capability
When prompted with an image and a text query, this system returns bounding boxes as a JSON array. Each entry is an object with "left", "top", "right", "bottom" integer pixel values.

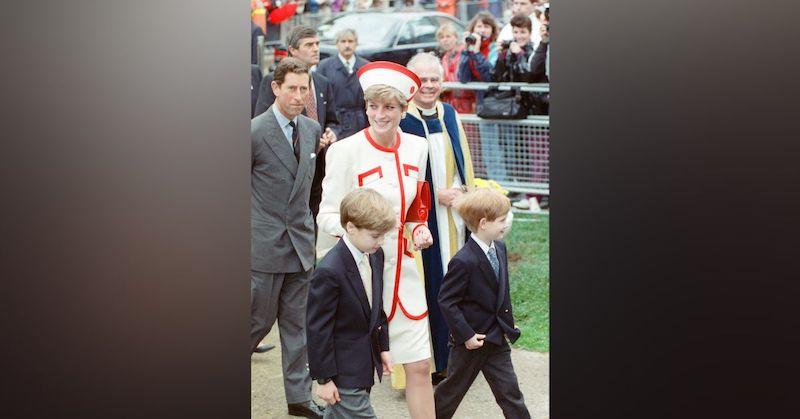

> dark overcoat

[{"left": 316, "top": 55, "right": 370, "bottom": 139}]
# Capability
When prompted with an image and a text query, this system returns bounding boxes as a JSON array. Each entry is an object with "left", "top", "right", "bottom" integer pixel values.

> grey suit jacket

[{"left": 251, "top": 105, "right": 322, "bottom": 273}]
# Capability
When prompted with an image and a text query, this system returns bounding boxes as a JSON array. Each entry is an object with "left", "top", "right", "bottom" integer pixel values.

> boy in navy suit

[
  {"left": 307, "top": 188, "right": 395, "bottom": 418},
  {"left": 434, "top": 189, "right": 531, "bottom": 419}
]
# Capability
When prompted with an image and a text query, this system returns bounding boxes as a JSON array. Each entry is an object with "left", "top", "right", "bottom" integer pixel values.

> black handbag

[{"left": 477, "top": 87, "right": 528, "bottom": 119}]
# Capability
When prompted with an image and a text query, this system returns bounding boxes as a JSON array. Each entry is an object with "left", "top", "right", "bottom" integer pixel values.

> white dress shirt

[
  {"left": 271, "top": 105, "right": 299, "bottom": 148},
  {"left": 338, "top": 54, "right": 356, "bottom": 74},
  {"left": 470, "top": 233, "right": 496, "bottom": 262},
  {"left": 342, "top": 234, "right": 372, "bottom": 307}
]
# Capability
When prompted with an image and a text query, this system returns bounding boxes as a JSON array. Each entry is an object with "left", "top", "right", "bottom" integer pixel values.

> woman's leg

[{"left": 403, "top": 359, "right": 435, "bottom": 419}]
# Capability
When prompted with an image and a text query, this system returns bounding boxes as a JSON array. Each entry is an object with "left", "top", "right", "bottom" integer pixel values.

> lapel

[
  {"left": 312, "top": 73, "right": 325, "bottom": 125},
  {"left": 494, "top": 242, "right": 508, "bottom": 312},
  {"left": 336, "top": 58, "right": 350, "bottom": 77},
  {"left": 288, "top": 117, "right": 311, "bottom": 202},
  {"left": 367, "top": 251, "right": 383, "bottom": 330},
  {"left": 261, "top": 106, "right": 298, "bottom": 176},
  {"left": 337, "top": 240, "right": 371, "bottom": 321},
  {"left": 338, "top": 57, "right": 360, "bottom": 79},
  {"left": 467, "top": 238, "right": 498, "bottom": 290}
]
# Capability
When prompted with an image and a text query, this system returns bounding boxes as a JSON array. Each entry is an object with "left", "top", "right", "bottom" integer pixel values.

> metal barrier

[
  {"left": 460, "top": 114, "right": 549, "bottom": 195},
  {"left": 442, "top": 82, "right": 549, "bottom": 195},
  {"left": 442, "top": 81, "right": 549, "bottom": 93}
]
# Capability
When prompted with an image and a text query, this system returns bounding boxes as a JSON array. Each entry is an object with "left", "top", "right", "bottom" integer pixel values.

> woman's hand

[{"left": 412, "top": 225, "right": 434, "bottom": 250}]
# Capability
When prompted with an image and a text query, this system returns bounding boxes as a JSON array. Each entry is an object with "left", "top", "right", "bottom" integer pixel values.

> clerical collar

[{"left": 417, "top": 105, "right": 438, "bottom": 120}]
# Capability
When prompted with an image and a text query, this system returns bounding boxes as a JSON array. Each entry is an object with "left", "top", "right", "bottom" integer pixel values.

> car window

[
  {"left": 317, "top": 13, "right": 402, "bottom": 48},
  {"left": 397, "top": 21, "right": 415, "bottom": 46},
  {"left": 414, "top": 17, "right": 440, "bottom": 44},
  {"left": 397, "top": 17, "right": 441, "bottom": 46}
]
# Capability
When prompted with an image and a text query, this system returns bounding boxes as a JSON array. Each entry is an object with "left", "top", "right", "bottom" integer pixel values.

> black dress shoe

[
  {"left": 287, "top": 401, "right": 325, "bottom": 418},
  {"left": 253, "top": 343, "right": 275, "bottom": 353}
]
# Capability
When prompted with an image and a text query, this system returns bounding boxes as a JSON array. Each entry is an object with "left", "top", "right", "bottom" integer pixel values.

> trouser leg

[
  {"left": 278, "top": 268, "right": 313, "bottom": 404},
  {"left": 433, "top": 344, "right": 486, "bottom": 419},
  {"left": 250, "top": 271, "right": 283, "bottom": 353},
  {"left": 323, "top": 388, "right": 376, "bottom": 419},
  {"left": 479, "top": 122, "right": 506, "bottom": 181},
  {"left": 480, "top": 342, "right": 531, "bottom": 419}
]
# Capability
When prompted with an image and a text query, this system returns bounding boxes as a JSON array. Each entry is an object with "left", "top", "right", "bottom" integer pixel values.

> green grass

[{"left": 506, "top": 212, "right": 549, "bottom": 353}]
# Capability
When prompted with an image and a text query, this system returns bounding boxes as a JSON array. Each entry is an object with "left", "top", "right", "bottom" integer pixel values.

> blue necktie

[{"left": 487, "top": 246, "right": 500, "bottom": 279}]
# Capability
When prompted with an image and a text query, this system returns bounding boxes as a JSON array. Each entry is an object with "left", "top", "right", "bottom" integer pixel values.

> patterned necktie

[
  {"left": 358, "top": 256, "right": 372, "bottom": 308},
  {"left": 288, "top": 120, "right": 300, "bottom": 162},
  {"left": 304, "top": 84, "right": 318, "bottom": 122},
  {"left": 487, "top": 246, "right": 500, "bottom": 279}
]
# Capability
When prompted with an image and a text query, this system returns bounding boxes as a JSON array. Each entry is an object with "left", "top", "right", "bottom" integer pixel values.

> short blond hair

[
  {"left": 340, "top": 188, "right": 396, "bottom": 232},
  {"left": 435, "top": 23, "right": 458, "bottom": 40},
  {"left": 452, "top": 188, "right": 511, "bottom": 231},
  {"left": 363, "top": 85, "right": 409, "bottom": 112}
]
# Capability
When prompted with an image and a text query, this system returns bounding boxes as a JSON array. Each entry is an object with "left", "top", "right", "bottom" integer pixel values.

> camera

[
  {"left": 501, "top": 40, "right": 512, "bottom": 50},
  {"left": 465, "top": 33, "right": 479, "bottom": 46}
]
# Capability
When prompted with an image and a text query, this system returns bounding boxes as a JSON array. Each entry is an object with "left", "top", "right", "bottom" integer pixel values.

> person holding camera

[
  {"left": 497, "top": 0, "right": 545, "bottom": 51},
  {"left": 489, "top": 15, "right": 536, "bottom": 185},
  {"left": 456, "top": 12, "right": 508, "bottom": 182},
  {"left": 530, "top": 12, "right": 549, "bottom": 114},
  {"left": 457, "top": 11, "right": 499, "bottom": 106},
  {"left": 493, "top": 15, "right": 535, "bottom": 93}
]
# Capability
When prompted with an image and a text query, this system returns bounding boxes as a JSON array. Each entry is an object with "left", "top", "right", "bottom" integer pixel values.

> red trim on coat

[
  {"left": 380, "top": 143, "right": 429, "bottom": 323},
  {"left": 386, "top": 146, "right": 426, "bottom": 322},
  {"left": 387, "top": 225, "right": 404, "bottom": 322},
  {"left": 357, "top": 166, "right": 383, "bottom": 186},
  {"left": 403, "top": 237, "right": 414, "bottom": 258},
  {"left": 402, "top": 164, "right": 419, "bottom": 178},
  {"left": 364, "top": 129, "right": 401, "bottom": 153},
  {"left": 399, "top": 299, "right": 428, "bottom": 320}
]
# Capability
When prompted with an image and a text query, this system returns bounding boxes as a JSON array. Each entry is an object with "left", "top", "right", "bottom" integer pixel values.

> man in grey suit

[{"left": 251, "top": 57, "right": 325, "bottom": 419}]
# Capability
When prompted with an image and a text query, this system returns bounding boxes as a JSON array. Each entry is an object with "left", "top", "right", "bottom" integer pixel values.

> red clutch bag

[{"left": 405, "top": 181, "right": 430, "bottom": 223}]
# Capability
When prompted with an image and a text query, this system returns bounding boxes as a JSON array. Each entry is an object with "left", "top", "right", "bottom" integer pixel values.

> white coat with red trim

[{"left": 317, "top": 127, "right": 432, "bottom": 364}]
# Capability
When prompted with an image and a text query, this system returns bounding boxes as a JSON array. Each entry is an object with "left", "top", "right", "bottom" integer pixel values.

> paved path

[{"left": 251, "top": 329, "right": 549, "bottom": 418}]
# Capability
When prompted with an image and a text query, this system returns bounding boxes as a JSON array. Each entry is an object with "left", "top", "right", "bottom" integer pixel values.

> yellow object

[
  {"left": 391, "top": 364, "right": 406, "bottom": 389},
  {"left": 474, "top": 178, "right": 509, "bottom": 195}
]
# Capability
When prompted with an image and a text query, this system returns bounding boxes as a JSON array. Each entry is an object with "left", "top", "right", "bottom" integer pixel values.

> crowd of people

[{"left": 250, "top": 2, "right": 548, "bottom": 417}]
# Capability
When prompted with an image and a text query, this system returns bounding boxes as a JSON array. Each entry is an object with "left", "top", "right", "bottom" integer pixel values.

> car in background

[{"left": 317, "top": 10, "right": 466, "bottom": 66}]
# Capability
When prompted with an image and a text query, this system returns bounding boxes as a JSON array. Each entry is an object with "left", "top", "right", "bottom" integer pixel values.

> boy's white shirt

[
  {"left": 469, "top": 233, "right": 496, "bottom": 260},
  {"left": 342, "top": 233, "right": 368, "bottom": 267}
]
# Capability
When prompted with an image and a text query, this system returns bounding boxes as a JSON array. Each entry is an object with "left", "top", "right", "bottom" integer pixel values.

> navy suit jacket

[
  {"left": 438, "top": 238, "right": 521, "bottom": 346},
  {"left": 316, "top": 55, "right": 370, "bottom": 139},
  {"left": 307, "top": 240, "right": 390, "bottom": 389}
]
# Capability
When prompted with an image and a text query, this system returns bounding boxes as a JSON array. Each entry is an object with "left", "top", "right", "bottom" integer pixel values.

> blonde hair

[
  {"left": 452, "top": 188, "right": 511, "bottom": 231},
  {"left": 435, "top": 23, "right": 458, "bottom": 40},
  {"left": 340, "top": 188, "right": 396, "bottom": 232},
  {"left": 363, "top": 85, "right": 408, "bottom": 111}
]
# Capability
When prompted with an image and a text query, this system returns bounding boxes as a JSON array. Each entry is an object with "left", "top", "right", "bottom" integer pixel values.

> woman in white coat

[{"left": 317, "top": 61, "right": 436, "bottom": 418}]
